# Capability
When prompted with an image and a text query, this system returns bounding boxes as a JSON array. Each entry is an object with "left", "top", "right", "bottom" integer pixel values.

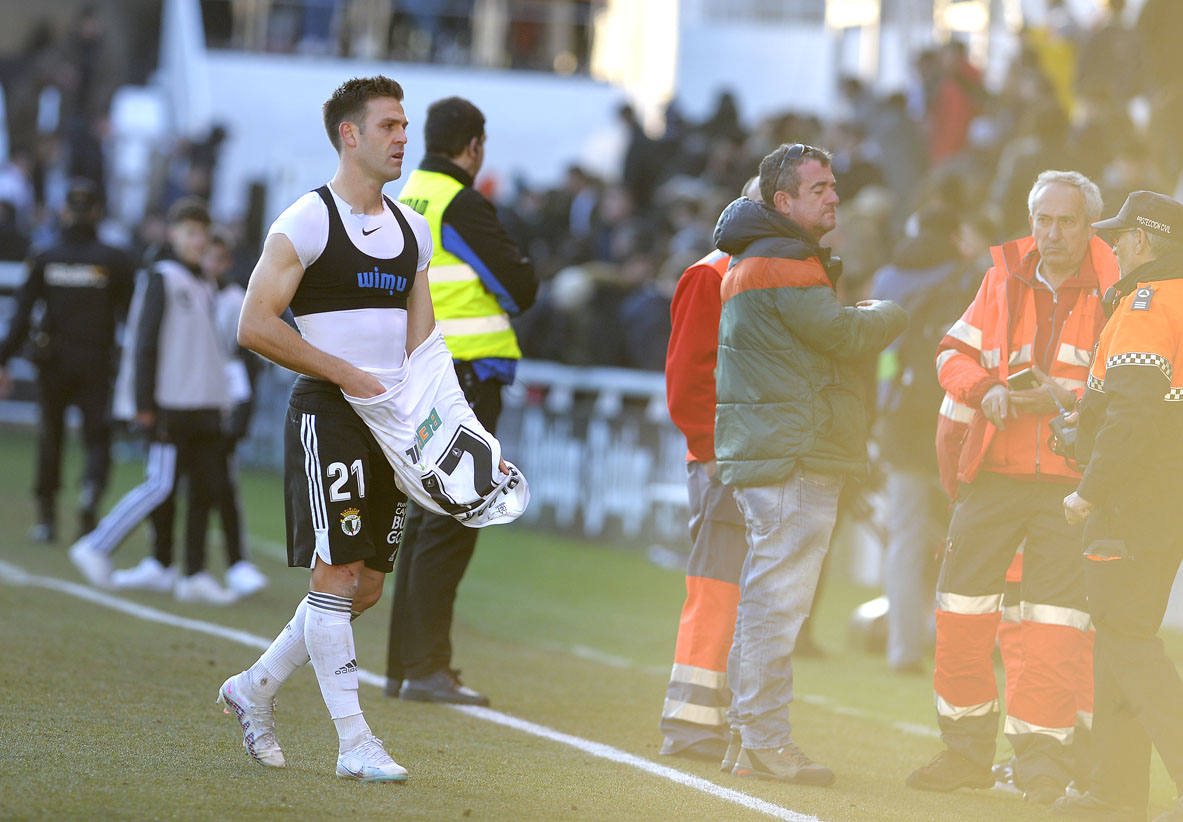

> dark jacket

[
  {"left": 871, "top": 233, "right": 977, "bottom": 469},
  {"left": 421, "top": 155, "right": 537, "bottom": 317},
  {"left": 1076, "top": 251, "right": 1183, "bottom": 538},
  {"left": 0, "top": 225, "right": 135, "bottom": 367},
  {"left": 713, "top": 198, "right": 907, "bottom": 487}
]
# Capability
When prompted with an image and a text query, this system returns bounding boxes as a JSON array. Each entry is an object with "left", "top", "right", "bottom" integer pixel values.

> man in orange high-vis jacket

[
  {"left": 659, "top": 178, "right": 759, "bottom": 762},
  {"left": 1057, "top": 191, "right": 1183, "bottom": 822},
  {"left": 907, "top": 170, "right": 1119, "bottom": 805}
]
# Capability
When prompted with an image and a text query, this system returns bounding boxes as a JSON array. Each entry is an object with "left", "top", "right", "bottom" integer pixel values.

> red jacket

[
  {"left": 935, "top": 235, "right": 1119, "bottom": 497},
  {"left": 666, "top": 250, "right": 730, "bottom": 462}
]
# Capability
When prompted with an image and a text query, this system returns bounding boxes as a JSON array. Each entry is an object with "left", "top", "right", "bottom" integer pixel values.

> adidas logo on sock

[{"left": 334, "top": 659, "right": 358, "bottom": 676}]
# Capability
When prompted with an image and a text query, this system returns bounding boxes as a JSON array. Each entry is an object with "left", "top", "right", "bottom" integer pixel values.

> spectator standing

[
  {"left": 386, "top": 96, "right": 536, "bottom": 706},
  {"left": 715, "top": 143, "right": 905, "bottom": 784},
  {"left": 109, "top": 227, "right": 268, "bottom": 598},
  {"left": 869, "top": 205, "right": 971, "bottom": 673},
  {"left": 0, "top": 178, "right": 134, "bottom": 541},
  {"left": 927, "top": 41, "right": 985, "bottom": 168},
  {"left": 206, "top": 228, "right": 269, "bottom": 597},
  {"left": 659, "top": 177, "right": 759, "bottom": 761},
  {"left": 1057, "top": 191, "right": 1183, "bottom": 822},
  {"left": 69, "top": 197, "right": 237, "bottom": 605},
  {"left": 907, "top": 171, "right": 1119, "bottom": 804}
]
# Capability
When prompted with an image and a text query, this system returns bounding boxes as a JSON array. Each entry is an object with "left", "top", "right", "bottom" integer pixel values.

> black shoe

[
  {"left": 399, "top": 668, "right": 490, "bottom": 706},
  {"left": 1024, "top": 774, "right": 1067, "bottom": 805},
  {"left": 991, "top": 756, "right": 1015, "bottom": 788},
  {"left": 905, "top": 749, "right": 995, "bottom": 792},
  {"left": 1052, "top": 791, "right": 1144, "bottom": 821},
  {"left": 733, "top": 743, "right": 836, "bottom": 786}
]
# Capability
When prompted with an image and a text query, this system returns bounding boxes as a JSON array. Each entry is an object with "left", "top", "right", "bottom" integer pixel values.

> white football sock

[
  {"left": 334, "top": 712, "right": 372, "bottom": 753},
  {"left": 305, "top": 590, "right": 365, "bottom": 746},
  {"left": 249, "top": 596, "right": 311, "bottom": 698}
]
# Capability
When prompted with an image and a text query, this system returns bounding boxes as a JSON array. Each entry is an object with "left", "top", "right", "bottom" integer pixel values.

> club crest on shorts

[{"left": 340, "top": 507, "right": 362, "bottom": 536}]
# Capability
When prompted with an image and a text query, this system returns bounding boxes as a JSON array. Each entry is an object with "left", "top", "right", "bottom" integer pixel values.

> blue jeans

[{"left": 728, "top": 467, "right": 843, "bottom": 750}]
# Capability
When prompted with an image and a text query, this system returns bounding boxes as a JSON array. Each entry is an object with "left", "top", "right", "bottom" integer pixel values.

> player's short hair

[
  {"left": 323, "top": 75, "right": 405, "bottom": 152},
  {"left": 424, "top": 97, "right": 486, "bottom": 158},
  {"left": 166, "top": 196, "right": 211, "bottom": 226}
]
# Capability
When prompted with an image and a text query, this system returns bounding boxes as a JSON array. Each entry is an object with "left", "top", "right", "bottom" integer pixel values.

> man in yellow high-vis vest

[{"left": 385, "top": 96, "right": 537, "bottom": 706}]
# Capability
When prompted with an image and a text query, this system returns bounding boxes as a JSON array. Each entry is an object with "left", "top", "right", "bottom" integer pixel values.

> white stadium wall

[{"left": 198, "top": 52, "right": 626, "bottom": 222}]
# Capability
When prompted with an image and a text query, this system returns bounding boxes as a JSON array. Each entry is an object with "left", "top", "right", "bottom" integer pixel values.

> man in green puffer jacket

[{"left": 716, "top": 143, "right": 906, "bottom": 786}]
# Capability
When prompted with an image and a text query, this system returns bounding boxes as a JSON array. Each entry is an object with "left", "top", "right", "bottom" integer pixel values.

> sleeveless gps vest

[{"left": 290, "top": 186, "right": 418, "bottom": 317}]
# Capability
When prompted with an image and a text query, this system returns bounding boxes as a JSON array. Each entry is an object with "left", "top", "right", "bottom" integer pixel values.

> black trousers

[
  {"left": 386, "top": 365, "right": 503, "bottom": 682},
  {"left": 1083, "top": 497, "right": 1183, "bottom": 810},
  {"left": 34, "top": 351, "right": 113, "bottom": 517},
  {"left": 148, "top": 410, "right": 228, "bottom": 576},
  {"left": 214, "top": 437, "right": 246, "bottom": 566}
]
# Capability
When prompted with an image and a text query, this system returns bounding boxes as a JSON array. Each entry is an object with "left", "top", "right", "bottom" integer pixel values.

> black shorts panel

[{"left": 283, "top": 380, "right": 406, "bottom": 573}]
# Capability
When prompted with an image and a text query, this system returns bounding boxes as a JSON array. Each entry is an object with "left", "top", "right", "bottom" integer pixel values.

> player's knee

[
  {"left": 310, "top": 558, "right": 363, "bottom": 598},
  {"left": 352, "top": 586, "right": 382, "bottom": 613}
]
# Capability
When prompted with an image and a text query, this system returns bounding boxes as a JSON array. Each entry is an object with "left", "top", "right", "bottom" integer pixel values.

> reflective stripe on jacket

[
  {"left": 398, "top": 169, "right": 521, "bottom": 361},
  {"left": 934, "top": 235, "right": 1119, "bottom": 497}
]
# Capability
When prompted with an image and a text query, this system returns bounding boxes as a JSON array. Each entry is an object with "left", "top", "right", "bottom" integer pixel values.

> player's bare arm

[
  {"left": 404, "top": 264, "right": 435, "bottom": 354},
  {"left": 238, "top": 232, "right": 384, "bottom": 398}
]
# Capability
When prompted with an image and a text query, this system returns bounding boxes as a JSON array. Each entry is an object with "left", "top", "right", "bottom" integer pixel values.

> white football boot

[
  {"left": 225, "top": 560, "right": 268, "bottom": 597},
  {"left": 111, "top": 557, "right": 177, "bottom": 592},
  {"left": 69, "top": 539, "right": 113, "bottom": 588},
  {"left": 336, "top": 735, "right": 409, "bottom": 782},
  {"left": 217, "top": 673, "right": 286, "bottom": 767},
  {"left": 175, "top": 571, "right": 237, "bottom": 605}
]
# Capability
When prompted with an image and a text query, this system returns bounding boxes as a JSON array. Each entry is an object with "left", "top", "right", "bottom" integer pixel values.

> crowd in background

[
  {"left": 198, "top": 0, "right": 596, "bottom": 73},
  {"left": 2, "top": 1, "right": 1182, "bottom": 375}
]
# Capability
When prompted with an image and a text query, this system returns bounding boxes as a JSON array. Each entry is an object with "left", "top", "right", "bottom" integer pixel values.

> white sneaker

[
  {"left": 111, "top": 557, "right": 177, "bottom": 592},
  {"left": 69, "top": 539, "right": 113, "bottom": 588},
  {"left": 175, "top": 571, "right": 237, "bottom": 605},
  {"left": 336, "top": 735, "right": 409, "bottom": 782},
  {"left": 217, "top": 673, "right": 286, "bottom": 767},
  {"left": 225, "top": 560, "right": 268, "bottom": 597}
]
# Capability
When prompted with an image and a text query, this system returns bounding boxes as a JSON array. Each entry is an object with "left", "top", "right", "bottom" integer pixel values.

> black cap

[{"left": 1092, "top": 190, "right": 1183, "bottom": 239}]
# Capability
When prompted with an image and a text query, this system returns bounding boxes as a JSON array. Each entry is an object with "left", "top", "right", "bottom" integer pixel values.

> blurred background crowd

[{"left": 1, "top": 0, "right": 1181, "bottom": 374}]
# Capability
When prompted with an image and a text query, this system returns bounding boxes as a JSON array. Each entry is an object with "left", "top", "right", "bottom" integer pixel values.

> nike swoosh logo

[{"left": 362, "top": 226, "right": 380, "bottom": 236}]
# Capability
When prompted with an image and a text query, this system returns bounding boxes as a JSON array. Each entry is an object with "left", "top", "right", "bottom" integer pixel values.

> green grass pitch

[{"left": 0, "top": 426, "right": 1178, "bottom": 820}]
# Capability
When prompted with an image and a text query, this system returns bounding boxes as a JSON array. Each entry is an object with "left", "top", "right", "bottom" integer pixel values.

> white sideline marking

[{"left": 0, "top": 559, "right": 818, "bottom": 822}]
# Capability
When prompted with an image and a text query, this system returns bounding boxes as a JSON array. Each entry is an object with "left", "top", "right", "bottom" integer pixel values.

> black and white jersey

[{"left": 267, "top": 183, "right": 432, "bottom": 372}]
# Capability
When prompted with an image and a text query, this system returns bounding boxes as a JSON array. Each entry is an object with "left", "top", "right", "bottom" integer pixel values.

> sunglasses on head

[{"left": 777, "top": 143, "right": 817, "bottom": 178}]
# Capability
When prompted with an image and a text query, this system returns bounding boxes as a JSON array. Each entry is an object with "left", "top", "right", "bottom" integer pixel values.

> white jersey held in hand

[{"left": 343, "top": 326, "right": 529, "bottom": 527}]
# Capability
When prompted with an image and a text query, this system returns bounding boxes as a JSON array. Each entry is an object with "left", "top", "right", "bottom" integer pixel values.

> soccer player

[{"left": 216, "top": 75, "right": 434, "bottom": 782}]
